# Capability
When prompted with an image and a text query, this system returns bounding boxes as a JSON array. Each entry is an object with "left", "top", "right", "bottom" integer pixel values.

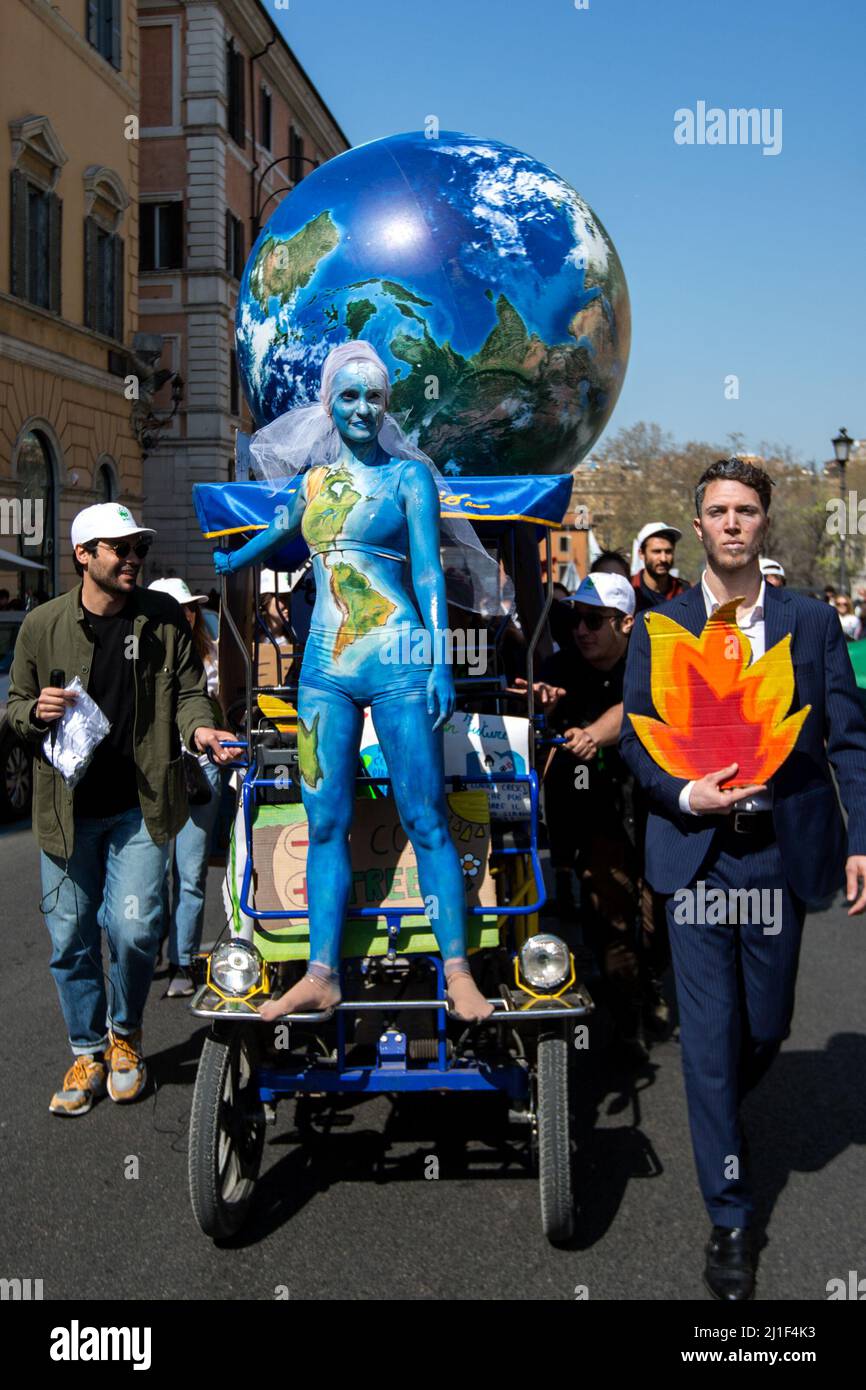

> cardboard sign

[
  {"left": 360, "top": 708, "right": 531, "bottom": 820},
  {"left": 628, "top": 598, "right": 810, "bottom": 787},
  {"left": 224, "top": 789, "right": 499, "bottom": 960}
]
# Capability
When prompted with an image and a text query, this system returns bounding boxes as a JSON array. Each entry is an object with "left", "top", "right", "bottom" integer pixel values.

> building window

[
  {"left": 84, "top": 220, "right": 123, "bottom": 339},
  {"left": 140, "top": 202, "right": 183, "bottom": 270},
  {"left": 558, "top": 534, "right": 570, "bottom": 556},
  {"left": 230, "top": 349, "right": 240, "bottom": 417},
  {"left": 97, "top": 461, "right": 116, "bottom": 501},
  {"left": 225, "top": 211, "right": 245, "bottom": 280},
  {"left": 82, "top": 167, "right": 128, "bottom": 340},
  {"left": 289, "top": 126, "right": 305, "bottom": 182},
  {"left": 10, "top": 172, "right": 62, "bottom": 313},
  {"left": 226, "top": 39, "right": 245, "bottom": 146},
  {"left": 87, "top": 0, "right": 122, "bottom": 71},
  {"left": 260, "top": 87, "right": 272, "bottom": 151},
  {"left": 16, "top": 430, "right": 56, "bottom": 600}
]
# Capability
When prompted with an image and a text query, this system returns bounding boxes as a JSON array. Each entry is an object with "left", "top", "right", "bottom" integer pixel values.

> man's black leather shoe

[{"left": 704, "top": 1225, "right": 755, "bottom": 1300}]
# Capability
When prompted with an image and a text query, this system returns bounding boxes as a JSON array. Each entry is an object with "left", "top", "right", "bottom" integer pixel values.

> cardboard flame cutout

[{"left": 629, "top": 598, "right": 810, "bottom": 788}]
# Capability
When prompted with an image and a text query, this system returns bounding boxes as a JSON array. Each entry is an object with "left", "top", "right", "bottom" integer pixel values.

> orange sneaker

[
  {"left": 105, "top": 1030, "right": 147, "bottom": 1103},
  {"left": 49, "top": 1055, "right": 107, "bottom": 1117}
]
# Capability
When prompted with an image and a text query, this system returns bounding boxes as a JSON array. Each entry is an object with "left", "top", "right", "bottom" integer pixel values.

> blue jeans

[
  {"left": 166, "top": 759, "right": 223, "bottom": 967},
  {"left": 40, "top": 807, "right": 169, "bottom": 1056}
]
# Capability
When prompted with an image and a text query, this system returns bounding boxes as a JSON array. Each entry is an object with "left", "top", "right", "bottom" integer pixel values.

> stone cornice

[{"left": 0, "top": 324, "right": 128, "bottom": 396}]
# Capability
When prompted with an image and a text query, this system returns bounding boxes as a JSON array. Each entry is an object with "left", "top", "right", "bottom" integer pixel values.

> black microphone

[{"left": 49, "top": 669, "right": 65, "bottom": 747}]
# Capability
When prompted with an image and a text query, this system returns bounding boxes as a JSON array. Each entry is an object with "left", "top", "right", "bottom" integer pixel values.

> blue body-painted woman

[{"left": 214, "top": 347, "right": 494, "bottom": 1022}]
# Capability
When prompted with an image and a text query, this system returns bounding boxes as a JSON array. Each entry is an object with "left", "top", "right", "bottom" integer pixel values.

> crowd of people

[{"left": 8, "top": 455, "right": 866, "bottom": 1300}]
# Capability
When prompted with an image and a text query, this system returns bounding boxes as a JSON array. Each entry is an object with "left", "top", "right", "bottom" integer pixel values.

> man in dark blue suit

[{"left": 621, "top": 458, "right": 866, "bottom": 1299}]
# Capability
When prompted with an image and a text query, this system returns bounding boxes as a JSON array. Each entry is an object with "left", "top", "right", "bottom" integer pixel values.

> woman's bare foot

[
  {"left": 258, "top": 968, "right": 341, "bottom": 1020},
  {"left": 444, "top": 960, "right": 494, "bottom": 1023}
]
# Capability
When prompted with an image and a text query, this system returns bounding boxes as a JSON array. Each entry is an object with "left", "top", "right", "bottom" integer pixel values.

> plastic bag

[{"left": 42, "top": 676, "right": 111, "bottom": 789}]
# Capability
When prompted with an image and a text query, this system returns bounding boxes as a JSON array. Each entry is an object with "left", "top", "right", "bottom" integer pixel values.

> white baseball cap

[
  {"left": 71, "top": 502, "right": 155, "bottom": 549},
  {"left": 148, "top": 577, "right": 208, "bottom": 606},
  {"left": 759, "top": 558, "right": 785, "bottom": 578},
  {"left": 567, "top": 572, "right": 636, "bottom": 617},
  {"left": 637, "top": 521, "right": 682, "bottom": 549}
]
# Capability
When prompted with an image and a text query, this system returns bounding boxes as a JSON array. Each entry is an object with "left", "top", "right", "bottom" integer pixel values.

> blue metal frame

[
  {"left": 238, "top": 764, "right": 547, "bottom": 923},
  {"left": 207, "top": 512, "right": 568, "bottom": 1105},
  {"left": 258, "top": 1061, "right": 529, "bottom": 1100},
  {"left": 231, "top": 756, "right": 549, "bottom": 1100}
]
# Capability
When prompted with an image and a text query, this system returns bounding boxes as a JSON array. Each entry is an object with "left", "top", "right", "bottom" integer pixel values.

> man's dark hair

[
  {"left": 72, "top": 542, "right": 97, "bottom": 578},
  {"left": 694, "top": 458, "right": 774, "bottom": 517},
  {"left": 591, "top": 549, "right": 631, "bottom": 578},
  {"left": 0, "top": 589, "right": 8, "bottom": 599}
]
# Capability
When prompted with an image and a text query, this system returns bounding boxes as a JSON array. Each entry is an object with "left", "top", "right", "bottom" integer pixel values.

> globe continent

[{"left": 236, "top": 130, "right": 630, "bottom": 477}]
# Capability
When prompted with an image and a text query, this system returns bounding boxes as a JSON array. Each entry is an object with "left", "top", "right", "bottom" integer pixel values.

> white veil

[{"left": 248, "top": 342, "right": 514, "bottom": 617}]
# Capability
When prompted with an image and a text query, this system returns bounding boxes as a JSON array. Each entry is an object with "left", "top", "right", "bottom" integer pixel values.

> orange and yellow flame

[{"left": 629, "top": 598, "right": 810, "bottom": 787}]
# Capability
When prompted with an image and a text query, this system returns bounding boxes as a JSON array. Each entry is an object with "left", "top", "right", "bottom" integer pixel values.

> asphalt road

[{"left": 1, "top": 816, "right": 864, "bottom": 1302}]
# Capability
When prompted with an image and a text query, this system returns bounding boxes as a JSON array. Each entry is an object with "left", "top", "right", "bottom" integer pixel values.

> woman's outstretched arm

[
  {"left": 213, "top": 477, "right": 306, "bottom": 574},
  {"left": 401, "top": 460, "right": 455, "bottom": 729}
]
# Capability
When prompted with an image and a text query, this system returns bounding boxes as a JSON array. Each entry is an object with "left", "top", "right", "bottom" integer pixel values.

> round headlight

[
  {"left": 210, "top": 940, "right": 262, "bottom": 996},
  {"left": 519, "top": 934, "right": 570, "bottom": 991}
]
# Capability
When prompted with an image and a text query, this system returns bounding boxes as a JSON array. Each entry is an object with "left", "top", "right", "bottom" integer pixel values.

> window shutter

[
  {"left": 235, "top": 218, "right": 245, "bottom": 280},
  {"left": 10, "top": 170, "right": 28, "bottom": 298},
  {"left": 113, "top": 235, "right": 124, "bottom": 341},
  {"left": 87, "top": 0, "right": 99, "bottom": 47},
  {"left": 83, "top": 216, "right": 98, "bottom": 329},
  {"left": 48, "top": 192, "right": 62, "bottom": 314},
  {"left": 230, "top": 348, "right": 239, "bottom": 416},
  {"left": 224, "top": 207, "right": 232, "bottom": 274},
  {"left": 236, "top": 48, "right": 245, "bottom": 144},
  {"left": 110, "top": 0, "right": 122, "bottom": 71},
  {"left": 140, "top": 203, "right": 154, "bottom": 271},
  {"left": 167, "top": 200, "right": 183, "bottom": 268}
]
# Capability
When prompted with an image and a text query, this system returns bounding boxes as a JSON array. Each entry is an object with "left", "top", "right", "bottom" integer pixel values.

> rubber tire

[
  {"left": 188, "top": 1029, "right": 265, "bottom": 1240},
  {"left": 0, "top": 734, "right": 32, "bottom": 821},
  {"left": 536, "top": 1032, "right": 574, "bottom": 1242}
]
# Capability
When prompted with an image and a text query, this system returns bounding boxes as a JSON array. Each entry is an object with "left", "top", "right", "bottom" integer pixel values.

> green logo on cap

[{"left": 117, "top": 507, "right": 130, "bottom": 520}]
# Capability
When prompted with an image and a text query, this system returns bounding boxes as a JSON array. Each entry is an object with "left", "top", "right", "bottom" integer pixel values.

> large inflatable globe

[{"left": 236, "top": 130, "right": 630, "bottom": 476}]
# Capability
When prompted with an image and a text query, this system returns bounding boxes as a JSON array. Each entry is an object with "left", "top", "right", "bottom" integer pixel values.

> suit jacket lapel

[
  {"left": 763, "top": 581, "right": 794, "bottom": 654},
  {"left": 672, "top": 582, "right": 708, "bottom": 637}
]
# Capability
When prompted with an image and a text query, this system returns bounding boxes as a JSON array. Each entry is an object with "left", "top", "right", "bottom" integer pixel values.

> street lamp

[
  {"left": 253, "top": 154, "right": 320, "bottom": 238},
  {"left": 833, "top": 427, "right": 853, "bottom": 593}
]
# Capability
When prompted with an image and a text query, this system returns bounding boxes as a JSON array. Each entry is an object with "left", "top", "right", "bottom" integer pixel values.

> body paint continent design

[
  {"left": 297, "top": 711, "right": 323, "bottom": 790},
  {"left": 329, "top": 562, "right": 396, "bottom": 660}
]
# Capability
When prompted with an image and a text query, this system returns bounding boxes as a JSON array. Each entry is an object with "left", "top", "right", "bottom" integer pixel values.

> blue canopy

[{"left": 193, "top": 464, "right": 573, "bottom": 572}]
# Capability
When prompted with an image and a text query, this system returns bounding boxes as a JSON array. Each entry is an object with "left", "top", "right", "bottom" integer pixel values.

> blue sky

[{"left": 269, "top": 0, "right": 864, "bottom": 467}]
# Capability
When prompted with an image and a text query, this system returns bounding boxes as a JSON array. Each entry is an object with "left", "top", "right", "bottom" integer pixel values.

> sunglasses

[
  {"left": 572, "top": 610, "right": 609, "bottom": 631},
  {"left": 96, "top": 538, "right": 152, "bottom": 560}
]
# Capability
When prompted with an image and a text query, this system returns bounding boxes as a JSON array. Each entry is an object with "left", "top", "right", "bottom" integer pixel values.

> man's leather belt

[{"left": 719, "top": 810, "right": 775, "bottom": 840}]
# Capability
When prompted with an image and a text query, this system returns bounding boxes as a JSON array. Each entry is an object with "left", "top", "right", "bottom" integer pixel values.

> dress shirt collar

[{"left": 700, "top": 570, "right": 765, "bottom": 626}]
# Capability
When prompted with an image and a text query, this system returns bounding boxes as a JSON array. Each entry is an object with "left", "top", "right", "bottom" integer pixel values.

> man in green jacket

[{"left": 7, "top": 502, "right": 241, "bottom": 1116}]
